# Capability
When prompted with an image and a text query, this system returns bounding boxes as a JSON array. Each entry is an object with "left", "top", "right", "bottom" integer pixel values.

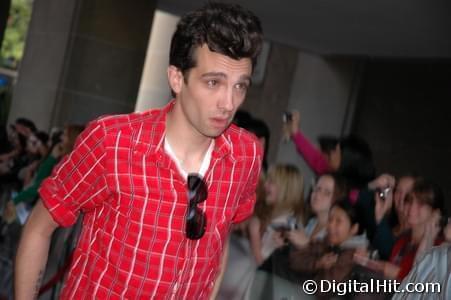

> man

[{"left": 15, "top": 2, "right": 263, "bottom": 299}]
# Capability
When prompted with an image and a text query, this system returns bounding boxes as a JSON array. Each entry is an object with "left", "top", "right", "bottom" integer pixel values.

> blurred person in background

[
  {"left": 392, "top": 217, "right": 451, "bottom": 300},
  {"left": 3, "top": 125, "right": 84, "bottom": 224}
]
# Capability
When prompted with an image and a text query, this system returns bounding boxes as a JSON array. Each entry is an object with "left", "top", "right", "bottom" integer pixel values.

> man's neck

[{"left": 165, "top": 107, "right": 214, "bottom": 173}]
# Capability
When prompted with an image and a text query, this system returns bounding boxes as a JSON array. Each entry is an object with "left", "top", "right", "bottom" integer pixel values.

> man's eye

[
  {"left": 207, "top": 80, "right": 218, "bottom": 87},
  {"left": 235, "top": 83, "right": 248, "bottom": 91}
]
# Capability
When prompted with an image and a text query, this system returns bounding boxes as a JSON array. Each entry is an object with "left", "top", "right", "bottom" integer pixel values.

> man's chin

[{"left": 203, "top": 127, "right": 229, "bottom": 138}]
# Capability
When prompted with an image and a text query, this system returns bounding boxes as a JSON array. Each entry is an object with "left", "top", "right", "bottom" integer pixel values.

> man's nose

[{"left": 218, "top": 88, "right": 234, "bottom": 112}]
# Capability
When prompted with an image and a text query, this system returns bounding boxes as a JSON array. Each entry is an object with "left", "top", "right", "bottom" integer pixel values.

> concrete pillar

[
  {"left": 135, "top": 10, "right": 179, "bottom": 112},
  {"left": 9, "top": 0, "right": 156, "bottom": 130},
  {"left": 241, "top": 42, "right": 299, "bottom": 164}
]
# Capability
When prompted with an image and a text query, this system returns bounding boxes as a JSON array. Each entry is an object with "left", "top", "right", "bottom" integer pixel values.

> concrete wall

[
  {"left": 276, "top": 51, "right": 362, "bottom": 189},
  {"left": 9, "top": 0, "right": 156, "bottom": 130},
  {"left": 352, "top": 61, "right": 451, "bottom": 213},
  {"left": 241, "top": 42, "right": 299, "bottom": 164},
  {"left": 54, "top": 0, "right": 156, "bottom": 126},
  {"left": 135, "top": 10, "right": 179, "bottom": 112},
  {"left": 8, "top": 0, "right": 79, "bottom": 130}
]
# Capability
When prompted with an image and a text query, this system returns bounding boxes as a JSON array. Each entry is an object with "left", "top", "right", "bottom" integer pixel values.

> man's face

[{"left": 171, "top": 45, "right": 252, "bottom": 138}]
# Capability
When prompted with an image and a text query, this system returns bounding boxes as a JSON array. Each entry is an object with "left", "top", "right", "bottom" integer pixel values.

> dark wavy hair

[
  {"left": 169, "top": 2, "right": 263, "bottom": 79},
  {"left": 331, "top": 198, "right": 364, "bottom": 235},
  {"left": 337, "top": 135, "right": 375, "bottom": 189},
  {"left": 406, "top": 178, "right": 445, "bottom": 213}
]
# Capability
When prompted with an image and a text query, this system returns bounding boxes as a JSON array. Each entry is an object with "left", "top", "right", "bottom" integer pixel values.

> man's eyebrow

[
  {"left": 239, "top": 75, "right": 252, "bottom": 84},
  {"left": 201, "top": 72, "right": 227, "bottom": 78},
  {"left": 200, "top": 72, "right": 252, "bottom": 85}
]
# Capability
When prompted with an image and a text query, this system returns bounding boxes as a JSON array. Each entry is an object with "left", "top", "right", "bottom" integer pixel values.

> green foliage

[{"left": 0, "top": 0, "right": 32, "bottom": 69}]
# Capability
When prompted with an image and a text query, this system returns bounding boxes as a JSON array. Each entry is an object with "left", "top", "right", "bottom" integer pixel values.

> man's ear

[{"left": 167, "top": 65, "right": 183, "bottom": 94}]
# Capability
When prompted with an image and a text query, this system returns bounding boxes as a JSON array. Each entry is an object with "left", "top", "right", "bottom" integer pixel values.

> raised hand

[{"left": 284, "top": 227, "right": 309, "bottom": 248}]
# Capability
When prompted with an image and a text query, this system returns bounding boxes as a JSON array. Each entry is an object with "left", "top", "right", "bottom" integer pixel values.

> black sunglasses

[{"left": 186, "top": 173, "right": 208, "bottom": 240}]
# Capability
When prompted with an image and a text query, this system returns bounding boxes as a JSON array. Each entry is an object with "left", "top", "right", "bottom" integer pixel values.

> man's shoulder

[
  {"left": 93, "top": 107, "right": 164, "bottom": 133},
  {"left": 224, "top": 123, "right": 260, "bottom": 146},
  {"left": 223, "top": 124, "right": 262, "bottom": 158}
]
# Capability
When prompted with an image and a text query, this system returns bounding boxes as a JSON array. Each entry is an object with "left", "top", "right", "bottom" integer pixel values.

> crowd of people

[{"left": 217, "top": 108, "right": 450, "bottom": 299}]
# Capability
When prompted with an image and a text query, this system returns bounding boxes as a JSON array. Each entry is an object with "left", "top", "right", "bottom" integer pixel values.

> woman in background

[
  {"left": 283, "top": 173, "right": 348, "bottom": 248},
  {"left": 249, "top": 164, "right": 306, "bottom": 265}
]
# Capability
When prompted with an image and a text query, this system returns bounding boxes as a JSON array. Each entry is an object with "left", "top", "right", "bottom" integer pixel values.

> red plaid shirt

[{"left": 39, "top": 101, "right": 262, "bottom": 299}]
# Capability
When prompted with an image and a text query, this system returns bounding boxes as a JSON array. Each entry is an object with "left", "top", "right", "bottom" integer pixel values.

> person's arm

[
  {"left": 286, "top": 110, "right": 330, "bottom": 175},
  {"left": 382, "top": 261, "right": 401, "bottom": 279},
  {"left": 415, "top": 210, "right": 442, "bottom": 263},
  {"left": 289, "top": 241, "right": 324, "bottom": 273},
  {"left": 284, "top": 227, "right": 310, "bottom": 249},
  {"left": 358, "top": 175, "right": 396, "bottom": 260},
  {"left": 371, "top": 217, "right": 396, "bottom": 260},
  {"left": 15, "top": 200, "right": 59, "bottom": 300},
  {"left": 323, "top": 250, "right": 354, "bottom": 282},
  {"left": 210, "top": 239, "right": 229, "bottom": 300},
  {"left": 249, "top": 216, "right": 264, "bottom": 265},
  {"left": 291, "top": 131, "right": 330, "bottom": 175}
]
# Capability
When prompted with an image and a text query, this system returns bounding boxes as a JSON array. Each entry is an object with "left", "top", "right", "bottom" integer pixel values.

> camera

[
  {"left": 271, "top": 218, "right": 298, "bottom": 232},
  {"left": 376, "top": 187, "right": 391, "bottom": 200},
  {"left": 282, "top": 112, "right": 292, "bottom": 123}
]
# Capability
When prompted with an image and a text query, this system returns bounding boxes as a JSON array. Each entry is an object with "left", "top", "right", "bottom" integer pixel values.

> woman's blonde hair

[{"left": 265, "top": 164, "right": 305, "bottom": 224}]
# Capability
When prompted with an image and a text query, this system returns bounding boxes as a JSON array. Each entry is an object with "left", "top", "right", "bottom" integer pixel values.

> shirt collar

[{"left": 146, "top": 99, "right": 235, "bottom": 163}]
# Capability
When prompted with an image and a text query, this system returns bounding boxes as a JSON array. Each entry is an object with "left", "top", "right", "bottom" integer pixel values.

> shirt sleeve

[
  {"left": 393, "top": 246, "right": 451, "bottom": 300},
  {"left": 39, "top": 120, "right": 111, "bottom": 227},
  {"left": 391, "top": 250, "right": 434, "bottom": 300},
  {"left": 232, "top": 140, "right": 263, "bottom": 224},
  {"left": 291, "top": 131, "right": 330, "bottom": 175}
]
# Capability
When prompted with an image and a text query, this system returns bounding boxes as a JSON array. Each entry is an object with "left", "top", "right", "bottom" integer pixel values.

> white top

[
  {"left": 261, "top": 213, "right": 297, "bottom": 260},
  {"left": 304, "top": 217, "right": 327, "bottom": 241},
  {"left": 164, "top": 137, "right": 214, "bottom": 178}
]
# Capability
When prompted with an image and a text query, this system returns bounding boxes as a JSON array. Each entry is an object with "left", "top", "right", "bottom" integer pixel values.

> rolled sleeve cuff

[{"left": 39, "top": 179, "right": 79, "bottom": 227}]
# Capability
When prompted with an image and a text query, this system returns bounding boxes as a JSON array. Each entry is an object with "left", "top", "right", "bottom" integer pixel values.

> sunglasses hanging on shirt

[{"left": 186, "top": 173, "right": 208, "bottom": 240}]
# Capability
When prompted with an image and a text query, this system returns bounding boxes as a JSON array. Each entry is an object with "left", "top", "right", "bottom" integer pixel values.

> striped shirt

[
  {"left": 39, "top": 100, "right": 262, "bottom": 299},
  {"left": 392, "top": 244, "right": 451, "bottom": 300}
]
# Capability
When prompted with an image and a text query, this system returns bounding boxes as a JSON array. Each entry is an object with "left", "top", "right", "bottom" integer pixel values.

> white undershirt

[{"left": 164, "top": 137, "right": 214, "bottom": 179}]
